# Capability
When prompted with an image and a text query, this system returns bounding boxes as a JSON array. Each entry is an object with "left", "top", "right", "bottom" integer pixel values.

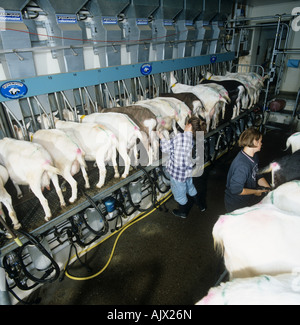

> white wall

[{"left": 246, "top": 1, "right": 300, "bottom": 93}]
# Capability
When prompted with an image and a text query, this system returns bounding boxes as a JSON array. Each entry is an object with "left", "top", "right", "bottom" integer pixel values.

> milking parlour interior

[{"left": 0, "top": 0, "right": 299, "bottom": 306}]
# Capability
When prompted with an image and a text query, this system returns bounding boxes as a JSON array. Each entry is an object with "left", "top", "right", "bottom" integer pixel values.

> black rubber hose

[{"left": 15, "top": 229, "right": 60, "bottom": 288}]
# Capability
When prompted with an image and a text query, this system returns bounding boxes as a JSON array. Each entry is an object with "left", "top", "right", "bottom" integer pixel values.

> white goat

[
  {"left": 0, "top": 165, "right": 21, "bottom": 230},
  {"left": 39, "top": 116, "right": 120, "bottom": 188},
  {"left": 213, "top": 203, "right": 300, "bottom": 279},
  {"left": 0, "top": 138, "right": 66, "bottom": 222},
  {"left": 79, "top": 112, "right": 144, "bottom": 169},
  {"left": 198, "top": 273, "right": 300, "bottom": 305},
  {"left": 32, "top": 129, "right": 90, "bottom": 203},
  {"left": 169, "top": 72, "right": 228, "bottom": 131},
  {"left": 285, "top": 132, "right": 300, "bottom": 153},
  {"left": 134, "top": 98, "right": 179, "bottom": 135}
]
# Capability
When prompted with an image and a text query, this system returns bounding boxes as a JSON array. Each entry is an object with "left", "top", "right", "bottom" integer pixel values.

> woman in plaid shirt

[{"left": 158, "top": 116, "right": 206, "bottom": 218}]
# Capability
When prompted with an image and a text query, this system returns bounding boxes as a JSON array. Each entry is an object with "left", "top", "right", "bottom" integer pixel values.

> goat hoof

[
  {"left": 45, "top": 216, "right": 52, "bottom": 222},
  {"left": 13, "top": 223, "right": 22, "bottom": 230},
  {"left": 5, "top": 233, "right": 12, "bottom": 239}
]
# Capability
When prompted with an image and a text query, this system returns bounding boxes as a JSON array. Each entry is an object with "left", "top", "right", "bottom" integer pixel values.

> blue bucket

[{"left": 104, "top": 197, "right": 115, "bottom": 213}]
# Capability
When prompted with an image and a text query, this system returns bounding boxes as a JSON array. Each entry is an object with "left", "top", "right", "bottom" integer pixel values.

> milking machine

[
  {"left": 0, "top": 162, "right": 171, "bottom": 304},
  {"left": 2, "top": 229, "right": 60, "bottom": 304}
]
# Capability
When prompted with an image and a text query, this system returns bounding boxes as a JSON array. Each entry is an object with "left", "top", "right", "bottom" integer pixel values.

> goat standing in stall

[
  {"left": 168, "top": 72, "right": 228, "bottom": 131},
  {"left": 199, "top": 74, "right": 247, "bottom": 120},
  {"left": 99, "top": 105, "right": 159, "bottom": 165},
  {"left": 159, "top": 92, "right": 205, "bottom": 117},
  {"left": 39, "top": 115, "right": 121, "bottom": 188},
  {"left": 31, "top": 129, "right": 90, "bottom": 204},
  {"left": 0, "top": 138, "right": 66, "bottom": 222},
  {"left": 0, "top": 165, "right": 21, "bottom": 230}
]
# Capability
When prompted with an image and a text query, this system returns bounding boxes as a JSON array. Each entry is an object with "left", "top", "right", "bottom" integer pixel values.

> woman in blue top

[{"left": 225, "top": 127, "right": 271, "bottom": 213}]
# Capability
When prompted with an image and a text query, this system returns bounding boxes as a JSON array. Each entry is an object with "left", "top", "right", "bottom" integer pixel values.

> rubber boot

[
  {"left": 172, "top": 202, "right": 189, "bottom": 219},
  {"left": 191, "top": 195, "right": 206, "bottom": 212}
]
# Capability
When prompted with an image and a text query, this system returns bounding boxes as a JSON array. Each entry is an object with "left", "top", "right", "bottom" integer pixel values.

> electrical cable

[
  {"left": 64, "top": 191, "right": 172, "bottom": 281},
  {"left": 0, "top": 27, "right": 178, "bottom": 44}
]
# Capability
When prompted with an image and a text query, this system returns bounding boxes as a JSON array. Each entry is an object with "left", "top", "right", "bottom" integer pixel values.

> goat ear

[
  {"left": 53, "top": 110, "right": 59, "bottom": 116},
  {"left": 37, "top": 115, "right": 41, "bottom": 123}
]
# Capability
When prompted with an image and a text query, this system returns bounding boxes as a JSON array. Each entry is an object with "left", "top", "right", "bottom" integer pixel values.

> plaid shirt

[{"left": 160, "top": 131, "right": 194, "bottom": 182}]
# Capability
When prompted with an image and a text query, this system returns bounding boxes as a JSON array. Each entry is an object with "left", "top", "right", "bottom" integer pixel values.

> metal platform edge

[{"left": 0, "top": 161, "right": 164, "bottom": 256}]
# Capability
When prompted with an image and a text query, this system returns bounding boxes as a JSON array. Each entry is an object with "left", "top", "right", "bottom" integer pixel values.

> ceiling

[{"left": 244, "top": 0, "right": 299, "bottom": 6}]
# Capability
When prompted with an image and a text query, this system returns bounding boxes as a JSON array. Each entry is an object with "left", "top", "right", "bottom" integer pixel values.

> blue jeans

[{"left": 170, "top": 177, "right": 197, "bottom": 205}]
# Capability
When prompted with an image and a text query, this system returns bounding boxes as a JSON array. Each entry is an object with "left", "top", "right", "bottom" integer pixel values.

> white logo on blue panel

[
  {"left": 102, "top": 17, "right": 118, "bottom": 25},
  {"left": 0, "top": 10, "right": 23, "bottom": 22},
  {"left": 210, "top": 55, "right": 217, "bottom": 63},
  {"left": 56, "top": 14, "right": 77, "bottom": 24},
  {"left": 141, "top": 63, "right": 152, "bottom": 76},
  {"left": 0, "top": 81, "right": 28, "bottom": 99}
]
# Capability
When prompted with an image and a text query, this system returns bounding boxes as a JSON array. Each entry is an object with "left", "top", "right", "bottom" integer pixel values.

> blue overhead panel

[
  {"left": 43, "top": 0, "right": 89, "bottom": 13},
  {"left": 200, "top": 0, "right": 219, "bottom": 22},
  {"left": 151, "top": 0, "right": 184, "bottom": 61},
  {"left": 124, "top": 0, "right": 160, "bottom": 64},
  {"left": 175, "top": 0, "right": 204, "bottom": 58},
  {"left": 0, "top": 0, "right": 36, "bottom": 79},
  {"left": 214, "top": 0, "right": 233, "bottom": 53},
  {"left": 194, "top": 0, "right": 221, "bottom": 55},
  {"left": 0, "top": 0, "right": 30, "bottom": 10},
  {"left": 218, "top": 0, "right": 233, "bottom": 21},
  {"left": 85, "top": 0, "right": 130, "bottom": 67},
  {"left": 36, "top": 0, "right": 87, "bottom": 73},
  {"left": 0, "top": 52, "right": 235, "bottom": 102}
]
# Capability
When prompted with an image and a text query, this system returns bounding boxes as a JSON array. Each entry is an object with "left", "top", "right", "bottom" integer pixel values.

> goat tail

[
  {"left": 76, "top": 148, "right": 87, "bottom": 168},
  {"left": 284, "top": 138, "right": 291, "bottom": 152},
  {"left": 258, "top": 164, "right": 272, "bottom": 175},
  {"left": 43, "top": 161, "right": 60, "bottom": 175},
  {"left": 219, "top": 97, "right": 229, "bottom": 104},
  {"left": 224, "top": 94, "right": 231, "bottom": 103},
  {"left": 212, "top": 217, "right": 225, "bottom": 256}
]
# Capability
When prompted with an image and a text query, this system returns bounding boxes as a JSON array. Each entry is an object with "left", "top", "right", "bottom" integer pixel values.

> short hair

[
  {"left": 187, "top": 116, "right": 206, "bottom": 138},
  {"left": 238, "top": 127, "right": 262, "bottom": 148}
]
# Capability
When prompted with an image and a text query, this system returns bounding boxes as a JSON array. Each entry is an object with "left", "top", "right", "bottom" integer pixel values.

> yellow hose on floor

[{"left": 65, "top": 191, "right": 172, "bottom": 281}]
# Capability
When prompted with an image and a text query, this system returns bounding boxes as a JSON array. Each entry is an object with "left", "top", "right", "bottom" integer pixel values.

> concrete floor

[{"left": 24, "top": 128, "right": 292, "bottom": 305}]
